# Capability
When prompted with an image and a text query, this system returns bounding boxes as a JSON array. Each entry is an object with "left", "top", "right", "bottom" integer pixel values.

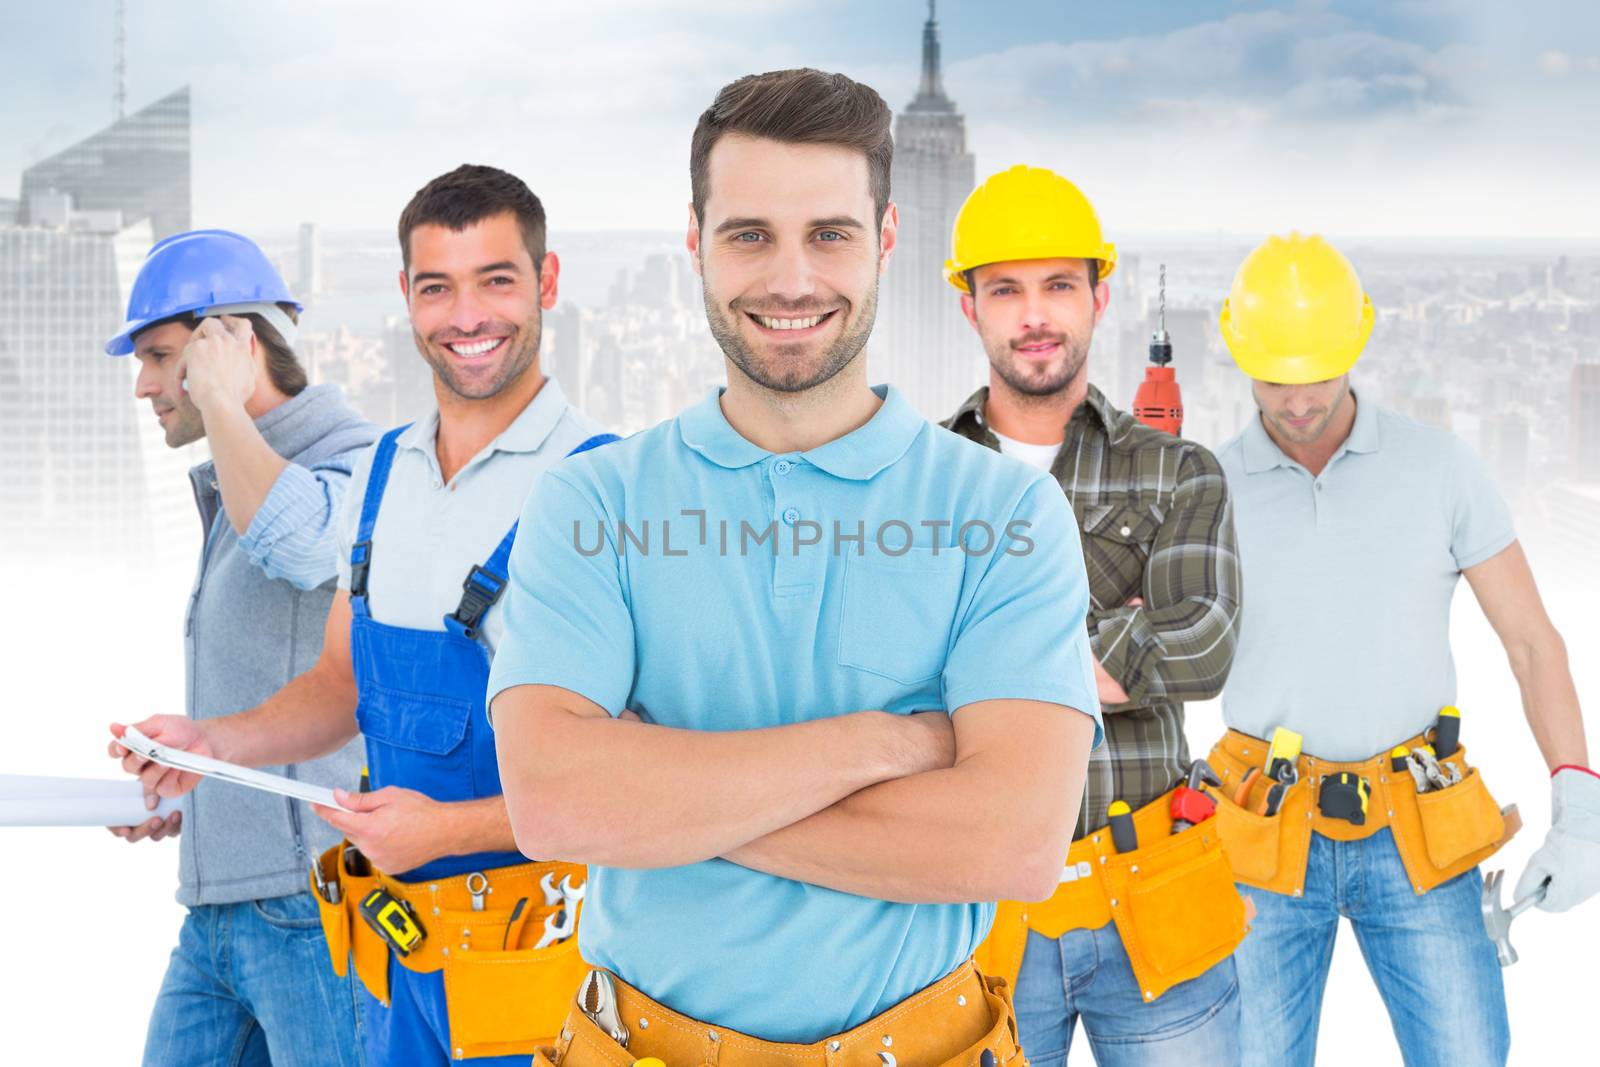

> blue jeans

[
  {"left": 143, "top": 894, "right": 364, "bottom": 1067},
  {"left": 1013, "top": 921, "right": 1241, "bottom": 1066},
  {"left": 1236, "top": 828, "right": 1510, "bottom": 1066}
]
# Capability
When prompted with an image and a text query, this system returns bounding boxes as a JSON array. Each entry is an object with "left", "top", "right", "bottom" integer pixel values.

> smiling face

[
  {"left": 400, "top": 211, "right": 555, "bottom": 401},
  {"left": 132, "top": 319, "right": 205, "bottom": 447},
  {"left": 962, "top": 257, "right": 1108, "bottom": 399},
  {"left": 687, "top": 133, "right": 895, "bottom": 395}
]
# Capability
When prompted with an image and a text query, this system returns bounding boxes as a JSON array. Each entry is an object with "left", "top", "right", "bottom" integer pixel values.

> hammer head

[{"left": 1481, "top": 869, "right": 1519, "bottom": 967}]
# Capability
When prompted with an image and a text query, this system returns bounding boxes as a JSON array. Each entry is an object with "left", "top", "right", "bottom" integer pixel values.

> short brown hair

[
  {"left": 248, "top": 304, "right": 306, "bottom": 396},
  {"left": 690, "top": 69, "right": 893, "bottom": 228},
  {"left": 397, "top": 164, "right": 547, "bottom": 274}
]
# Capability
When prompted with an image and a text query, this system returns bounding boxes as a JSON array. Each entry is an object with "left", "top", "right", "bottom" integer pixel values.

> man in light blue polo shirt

[
  {"left": 489, "top": 69, "right": 1101, "bottom": 1057},
  {"left": 1213, "top": 233, "right": 1597, "bottom": 1066}
]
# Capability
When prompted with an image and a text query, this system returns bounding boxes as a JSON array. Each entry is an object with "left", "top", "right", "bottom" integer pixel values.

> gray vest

[{"left": 179, "top": 384, "right": 378, "bottom": 906}]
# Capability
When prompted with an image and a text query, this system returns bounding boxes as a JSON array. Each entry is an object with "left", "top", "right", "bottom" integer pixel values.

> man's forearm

[
  {"left": 1510, "top": 632, "right": 1588, "bottom": 770},
  {"left": 496, "top": 689, "right": 946, "bottom": 869},
  {"left": 203, "top": 401, "right": 289, "bottom": 535},
  {"left": 440, "top": 796, "right": 520, "bottom": 858},
  {"left": 726, "top": 704, "right": 1097, "bottom": 904},
  {"left": 209, "top": 661, "right": 359, "bottom": 768},
  {"left": 1090, "top": 594, "right": 1238, "bottom": 706}
]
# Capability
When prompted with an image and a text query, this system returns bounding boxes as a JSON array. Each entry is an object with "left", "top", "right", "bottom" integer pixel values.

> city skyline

[
  {"left": 4, "top": 2, "right": 1600, "bottom": 240},
  {"left": 2, "top": 1, "right": 1596, "bottom": 560}
]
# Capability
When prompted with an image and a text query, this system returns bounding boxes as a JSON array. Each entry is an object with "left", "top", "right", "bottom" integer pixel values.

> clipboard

[{"left": 119, "top": 726, "right": 349, "bottom": 810}]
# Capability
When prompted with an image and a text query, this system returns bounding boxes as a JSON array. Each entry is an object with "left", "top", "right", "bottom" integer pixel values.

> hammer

[{"left": 1481, "top": 869, "right": 1548, "bottom": 967}]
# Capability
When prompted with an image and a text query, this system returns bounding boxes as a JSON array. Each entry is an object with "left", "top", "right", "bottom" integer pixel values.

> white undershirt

[{"left": 991, "top": 429, "right": 1062, "bottom": 472}]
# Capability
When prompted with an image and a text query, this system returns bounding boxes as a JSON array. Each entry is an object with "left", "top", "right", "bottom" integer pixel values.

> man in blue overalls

[{"left": 117, "top": 164, "right": 614, "bottom": 1065}]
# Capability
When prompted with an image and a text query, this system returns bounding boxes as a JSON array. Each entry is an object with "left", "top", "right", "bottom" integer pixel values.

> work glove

[{"left": 1516, "top": 765, "right": 1600, "bottom": 912}]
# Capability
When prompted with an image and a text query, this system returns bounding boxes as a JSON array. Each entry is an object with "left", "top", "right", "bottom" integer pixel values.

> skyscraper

[
  {"left": 1, "top": 88, "right": 199, "bottom": 554},
  {"left": 20, "top": 87, "right": 191, "bottom": 241},
  {"left": 877, "top": 0, "right": 977, "bottom": 420}
]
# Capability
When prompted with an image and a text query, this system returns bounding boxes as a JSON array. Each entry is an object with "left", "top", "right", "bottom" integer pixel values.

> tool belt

[
  {"left": 1207, "top": 729, "right": 1518, "bottom": 898},
  {"left": 535, "top": 961, "right": 1023, "bottom": 1067},
  {"left": 974, "top": 787, "right": 1248, "bottom": 1003},
  {"left": 311, "top": 842, "right": 591, "bottom": 1059}
]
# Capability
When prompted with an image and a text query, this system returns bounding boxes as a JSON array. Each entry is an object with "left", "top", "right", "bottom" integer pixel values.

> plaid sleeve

[{"left": 1090, "top": 445, "right": 1240, "bottom": 706}]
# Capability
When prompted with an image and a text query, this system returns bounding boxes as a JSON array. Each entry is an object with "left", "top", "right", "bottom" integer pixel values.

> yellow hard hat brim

[
  {"left": 1221, "top": 294, "right": 1374, "bottom": 384},
  {"left": 944, "top": 244, "right": 1118, "bottom": 294}
]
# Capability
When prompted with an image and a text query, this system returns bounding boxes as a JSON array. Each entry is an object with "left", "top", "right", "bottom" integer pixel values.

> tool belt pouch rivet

[{"left": 1208, "top": 733, "right": 1512, "bottom": 897}]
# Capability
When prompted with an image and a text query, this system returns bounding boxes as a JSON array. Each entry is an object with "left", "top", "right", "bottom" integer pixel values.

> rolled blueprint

[{"left": 0, "top": 774, "right": 181, "bottom": 827}]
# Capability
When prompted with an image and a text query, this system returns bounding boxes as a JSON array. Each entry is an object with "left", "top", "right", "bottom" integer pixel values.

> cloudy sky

[{"left": 3, "top": 0, "right": 1598, "bottom": 240}]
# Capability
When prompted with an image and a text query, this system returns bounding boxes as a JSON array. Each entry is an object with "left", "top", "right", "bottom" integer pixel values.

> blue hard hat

[{"left": 106, "top": 229, "right": 302, "bottom": 356}]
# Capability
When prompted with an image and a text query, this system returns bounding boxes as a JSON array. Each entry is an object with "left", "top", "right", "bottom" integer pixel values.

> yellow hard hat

[
  {"left": 944, "top": 165, "right": 1117, "bottom": 293},
  {"left": 1219, "top": 232, "right": 1374, "bottom": 384}
]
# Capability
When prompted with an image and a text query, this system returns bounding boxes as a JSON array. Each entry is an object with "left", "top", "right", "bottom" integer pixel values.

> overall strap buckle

[
  {"left": 349, "top": 540, "right": 374, "bottom": 599},
  {"left": 451, "top": 564, "right": 507, "bottom": 639}
]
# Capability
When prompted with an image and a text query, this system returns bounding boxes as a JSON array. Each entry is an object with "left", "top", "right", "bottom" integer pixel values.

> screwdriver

[
  {"left": 1108, "top": 800, "right": 1138, "bottom": 853},
  {"left": 1433, "top": 706, "right": 1461, "bottom": 759}
]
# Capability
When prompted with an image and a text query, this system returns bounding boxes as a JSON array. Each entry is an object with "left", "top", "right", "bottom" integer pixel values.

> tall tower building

[
  {"left": 20, "top": 87, "right": 191, "bottom": 241},
  {"left": 1, "top": 89, "right": 199, "bottom": 554},
  {"left": 876, "top": 1, "right": 977, "bottom": 420}
]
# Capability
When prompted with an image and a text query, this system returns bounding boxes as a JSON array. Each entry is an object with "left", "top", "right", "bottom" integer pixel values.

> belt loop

[
  {"left": 824, "top": 1039, "right": 843, "bottom": 1067},
  {"left": 705, "top": 1027, "right": 722, "bottom": 1067}
]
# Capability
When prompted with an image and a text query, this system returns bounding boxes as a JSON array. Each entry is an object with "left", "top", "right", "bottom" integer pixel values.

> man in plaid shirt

[{"left": 942, "top": 165, "right": 1243, "bottom": 1064}]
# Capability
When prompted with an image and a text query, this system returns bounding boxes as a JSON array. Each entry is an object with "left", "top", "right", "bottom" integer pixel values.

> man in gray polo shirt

[
  {"left": 1211, "top": 232, "right": 1597, "bottom": 1066},
  {"left": 106, "top": 229, "right": 376, "bottom": 1066}
]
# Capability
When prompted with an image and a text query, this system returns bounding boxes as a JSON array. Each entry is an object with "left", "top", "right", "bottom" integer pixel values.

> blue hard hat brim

[
  {"left": 106, "top": 228, "right": 301, "bottom": 356},
  {"left": 104, "top": 298, "right": 306, "bottom": 356}
]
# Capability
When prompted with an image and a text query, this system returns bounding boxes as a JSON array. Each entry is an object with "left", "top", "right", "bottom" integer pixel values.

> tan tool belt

[
  {"left": 311, "top": 842, "right": 592, "bottom": 1059},
  {"left": 1207, "top": 729, "right": 1518, "bottom": 898},
  {"left": 975, "top": 787, "right": 1248, "bottom": 1003},
  {"left": 536, "top": 961, "right": 1023, "bottom": 1067}
]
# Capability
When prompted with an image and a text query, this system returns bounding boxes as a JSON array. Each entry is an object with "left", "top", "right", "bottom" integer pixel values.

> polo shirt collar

[
  {"left": 1240, "top": 389, "right": 1378, "bottom": 474},
  {"left": 397, "top": 376, "right": 571, "bottom": 458},
  {"left": 678, "top": 387, "right": 769, "bottom": 470},
  {"left": 679, "top": 384, "right": 925, "bottom": 481},
  {"left": 805, "top": 385, "right": 924, "bottom": 480},
  {"left": 1343, "top": 391, "right": 1380, "bottom": 455},
  {"left": 1240, "top": 414, "right": 1286, "bottom": 474}
]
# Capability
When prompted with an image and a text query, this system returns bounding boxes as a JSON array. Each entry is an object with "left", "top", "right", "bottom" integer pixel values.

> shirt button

[
  {"left": 782, "top": 507, "right": 800, "bottom": 525},
  {"left": 775, "top": 460, "right": 792, "bottom": 475},
  {"left": 1119, "top": 525, "right": 1132, "bottom": 537},
  {"left": 1315, "top": 482, "right": 1324, "bottom": 492}
]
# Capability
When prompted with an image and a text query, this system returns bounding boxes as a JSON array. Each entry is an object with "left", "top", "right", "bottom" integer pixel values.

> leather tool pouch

[{"left": 1208, "top": 732, "right": 1513, "bottom": 897}]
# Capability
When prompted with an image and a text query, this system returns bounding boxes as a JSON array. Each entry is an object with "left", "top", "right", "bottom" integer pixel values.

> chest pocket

[
  {"left": 357, "top": 685, "right": 473, "bottom": 756},
  {"left": 838, "top": 547, "right": 967, "bottom": 684},
  {"left": 1081, "top": 503, "right": 1162, "bottom": 553},
  {"left": 1079, "top": 503, "right": 1164, "bottom": 608}
]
